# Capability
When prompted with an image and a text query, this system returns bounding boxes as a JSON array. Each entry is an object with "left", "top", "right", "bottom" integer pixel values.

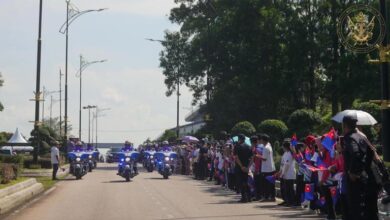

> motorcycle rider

[{"left": 118, "top": 141, "right": 138, "bottom": 175}]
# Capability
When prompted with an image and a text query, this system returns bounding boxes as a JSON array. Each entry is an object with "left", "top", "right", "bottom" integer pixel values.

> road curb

[{"left": 0, "top": 178, "right": 44, "bottom": 215}]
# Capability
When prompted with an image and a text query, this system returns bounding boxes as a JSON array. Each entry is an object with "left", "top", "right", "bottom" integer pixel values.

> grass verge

[{"left": 0, "top": 177, "right": 30, "bottom": 190}]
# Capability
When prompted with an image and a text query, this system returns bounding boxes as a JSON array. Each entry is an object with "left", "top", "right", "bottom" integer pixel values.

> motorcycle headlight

[
  {"left": 170, "top": 158, "right": 174, "bottom": 161},
  {"left": 89, "top": 155, "right": 92, "bottom": 159},
  {"left": 76, "top": 157, "right": 81, "bottom": 162},
  {"left": 165, "top": 157, "right": 169, "bottom": 162},
  {"left": 150, "top": 156, "right": 154, "bottom": 159},
  {"left": 125, "top": 157, "right": 131, "bottom": 162},
  {"left": 120, "top": 158, "right": 124, "bottom": 162}
]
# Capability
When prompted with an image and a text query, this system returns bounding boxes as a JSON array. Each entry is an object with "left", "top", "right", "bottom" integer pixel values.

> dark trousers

[
  {"left": 261, "top": 172, "right": 275, "bottom": 199},
  {"left": 346, "top": 182, "right": 378, "bottom": 220},
  {"left": 295, "top": 175, "right": 304, "bottom": 205},
  {"left": 228, "top": 172, "right": 235, "bottom": 190},
  {"left": 236, "top": 168, "right": 250, "bottom": 201},
  {"left": 281, "top": 179, "right": 295, "bottom": 205},
  {"left": 198, "top": 157, "right": 207, "bottom": 180},
  {"left": 320, "top": 185, "right": 336, "bottom": 219},
  {"left": 254, "top": 174, "right": 262, "bottom": 199},
  {"left": 52, "top": 163, "right": 59, "bottom": 180}
]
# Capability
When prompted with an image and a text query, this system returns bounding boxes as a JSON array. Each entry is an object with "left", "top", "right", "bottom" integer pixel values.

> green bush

[
  {"left": 24, "top": 158, "right": 52, "bottom": 169},
  {"left": 0, "top": 155, "right": 24, "bottom": 168},
  {"left": 288, "top": 109, "right": 323, "bottom": 138},
  {"left": 258, "top": 119, "right": 288, "bottom": 143},
  {"left": 231, "top": 121, "right": 256, "bottom": 136}
]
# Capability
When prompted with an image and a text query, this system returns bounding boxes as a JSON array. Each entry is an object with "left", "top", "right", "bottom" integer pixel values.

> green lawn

[{"left": 0, "top": 177, "right": 30, "bottom": 190}]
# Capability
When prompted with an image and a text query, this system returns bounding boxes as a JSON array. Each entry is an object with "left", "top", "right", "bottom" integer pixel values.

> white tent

[{"left": 1, "top": 128, "right": 34, "bottom": 152}]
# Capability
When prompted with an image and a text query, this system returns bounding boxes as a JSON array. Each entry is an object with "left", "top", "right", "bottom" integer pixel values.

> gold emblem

[{"left": 337, "top": 5, "right": 385, "bottom": 53}]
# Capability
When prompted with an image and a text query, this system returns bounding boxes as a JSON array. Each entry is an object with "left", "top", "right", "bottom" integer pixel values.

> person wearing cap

[
  {"left": 233, "top": 134, "right": 253, "bottom": 203},
  {"left": 51, "top": 141, "right": 61, "bottom": 180},
  {"left": 343, "top": 113, "right": 378, "bottom": 220}
]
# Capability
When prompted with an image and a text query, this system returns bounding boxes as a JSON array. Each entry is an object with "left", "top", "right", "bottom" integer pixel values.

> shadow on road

[
  {"left": 101, "top": 180, "right": 131, "bottom": 183},
  {"left": 157, "top": 213, "right": 283, "bottom": 220},
  {"left": 145, "top": 177, "right": 167, "bottom": 180}
]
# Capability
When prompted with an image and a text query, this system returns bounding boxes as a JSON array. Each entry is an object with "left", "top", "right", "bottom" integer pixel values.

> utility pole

[
  {"left": 59, "top": 68, "right": 63, "bottom": 137},
  {"left": 33, "top": 0, "right": 43, "bottom": 163},
  {"left": 380, "top": 0, "right": 390, "bottom": 161}
]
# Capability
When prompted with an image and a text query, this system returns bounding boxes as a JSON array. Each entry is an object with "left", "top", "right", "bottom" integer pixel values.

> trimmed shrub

[
  {"left": 288, "top": 109, "right": 323, "bottom": 138},
  {"left": 231, "top": 121, "right": 256, "bottom": 136},
  {"left": 0, "top": 164, "right": 17, "bottom": 184},
  {"left": 258, "top": 119, "right": 288, "bottom": 143}
]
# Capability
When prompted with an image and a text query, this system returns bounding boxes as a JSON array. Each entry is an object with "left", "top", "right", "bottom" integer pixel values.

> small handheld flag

[
  {"left": 304, "top": 184, "right": 315, "bottom": 201},
  {"left": 321, "top": 128, "right": 337, "bottom": 158},
  {"left": 265, "top": 175, "right": 276, "bottom": 184},
  {"left": 291, "top": 134, "right": 298, "bottom": 147}
]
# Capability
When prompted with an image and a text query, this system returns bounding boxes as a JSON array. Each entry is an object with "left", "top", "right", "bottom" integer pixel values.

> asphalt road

[{"left": 5, "top": 163, "right": 322, "bottom": 220}]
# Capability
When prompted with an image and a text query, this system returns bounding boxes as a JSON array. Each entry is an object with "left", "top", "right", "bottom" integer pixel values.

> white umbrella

[{"left": 332, "top": 109, "right": 378, "bottom": 125}]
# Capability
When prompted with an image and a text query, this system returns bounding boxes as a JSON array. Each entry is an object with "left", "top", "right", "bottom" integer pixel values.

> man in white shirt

[
  {"left": 279, "top": 140, "right": 296, "bottom": 206},
  {"left": 51, "top": 141, "right": 60, "bottom": 180},
  {"left": 259, "top": 134, "right": 276, "bottom": 202}
]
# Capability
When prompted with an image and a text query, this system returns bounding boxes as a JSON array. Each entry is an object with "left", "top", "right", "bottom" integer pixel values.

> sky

[{"left": 0, "top": 0, "right": 194, "bottom": 145}]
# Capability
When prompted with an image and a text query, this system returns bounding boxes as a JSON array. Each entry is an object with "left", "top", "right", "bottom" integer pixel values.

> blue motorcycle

[
  {"left": 143, "top": 150, "right": 156, "bottom": 172},
  {"left": 118, "top": 151, "right": 140, "bottom": 182},
  {"left": 68, "top": 151, "right": 89, "bottom": 180},
  {"left": 154, "top": 151, "right": 177, "bottom": 179},
  {"left": 85, "top": 149, "right": 99, "bottom": 172}
]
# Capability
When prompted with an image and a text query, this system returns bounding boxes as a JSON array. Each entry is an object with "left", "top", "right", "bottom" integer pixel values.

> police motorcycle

[
  {"left": 144, "top": 149, "right": 156, "bottom": 172},
  {"left": 68, "top": 142, "right": 89, "bottom": 180},
  {"left": 117, "top": 142, "right": 139, "bottom": 182},
  {"left": 85, "top": 144, "right": 99, "bottom": 172},
  {"left": 154, "top": 147, "right": 177, "bottom": 179}
]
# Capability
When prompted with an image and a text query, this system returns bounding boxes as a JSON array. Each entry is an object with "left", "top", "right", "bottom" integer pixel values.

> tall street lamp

[
  {"left": 83, "top": 105, "right": 96, "bottom": 144},
  {"left": 146, "top": 38, "right": 181, "bottom": 138},
  {"left": 33, "top": 0, "right": 43, "bottom": 163},
  {"left": 77, "top": 55, "right": 106, "bottom": 140},
  {"left": 93, "top": 107, "right": 110, "bottom": 148},
  {"left": 59, "top": 0, "right": 107, "bottom": 142}
]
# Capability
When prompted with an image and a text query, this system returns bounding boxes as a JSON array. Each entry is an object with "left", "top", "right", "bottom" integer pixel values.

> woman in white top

[{"left": 279, "top": 139, "right": 296, "bottom": 206}]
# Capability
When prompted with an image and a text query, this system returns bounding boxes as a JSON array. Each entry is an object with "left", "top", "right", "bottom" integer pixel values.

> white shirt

[
  {"left": 261, "top": 143, "right": 275, "bottom": 173},
  {"left": 51, "top": 146, "right": 60, "bottom": 164},
  {"left": 216, "top": 152, "right": 224, "bottom": 170},
  {"left": 280, "top": 151, "right": 296, "bottom": 180}
]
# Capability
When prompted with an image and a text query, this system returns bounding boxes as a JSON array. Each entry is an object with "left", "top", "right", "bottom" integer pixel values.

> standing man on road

[
  {"left": 343, "top": 113, "right": 379, "bottom": 220},
  {"left": 51, "top": 141, "right": 60, "bottom": 180},
  {"left": 259, "top": 134, "right": 276, "bottom": 202},
  {"left": 234, "top": 134, "right": 253, "bottom": 203}
]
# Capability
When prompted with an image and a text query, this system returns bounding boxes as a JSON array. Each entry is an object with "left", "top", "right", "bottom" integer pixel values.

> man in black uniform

[
  {"left": 234, "top": 134, "right": 253, "bottom": 203},
  {"left": 198, "top": 141, "right": 209, "bottom": 180},
  {"left": 343, "top": 113, "right": 379, "bottom": 220}
]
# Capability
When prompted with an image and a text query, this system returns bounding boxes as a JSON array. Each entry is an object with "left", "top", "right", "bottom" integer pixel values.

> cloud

[{"left": 101, "top": 87, "right": 127, "bottom": 103}]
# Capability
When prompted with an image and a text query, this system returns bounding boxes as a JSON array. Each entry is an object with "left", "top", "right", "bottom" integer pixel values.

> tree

[
  {"left": 42, "top": 117, "right": 72, "bottom": 139},
  {"left": 161, "top": 0, "right": 382, "bottom": 135},
  {"left": 231, "top": 121, "right": 256, "bottom": 136},
  {"left": 158, "top": 130, "right": 177, "bottom": 143},
  {"left": 0, "top": 132, "right": 12, "bottom": 145},
  {"left": 0, "top": 73, "right": 4, "bottom": 111}
]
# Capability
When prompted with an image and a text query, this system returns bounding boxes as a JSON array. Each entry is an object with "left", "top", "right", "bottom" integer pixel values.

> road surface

[{"left": 5, "top": 164, "right": 322, "bottom": 220}]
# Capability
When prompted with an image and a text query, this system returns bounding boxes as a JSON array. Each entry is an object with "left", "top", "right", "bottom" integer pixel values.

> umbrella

[
  {"left": 332, "top": 110, "right": 378, "bottom": 125},
  {"left": 181, "top": 136, "right": 199, "bottom": 143},
  {"left": 232, "top": 136, "right": 251, "bottom": 146}
]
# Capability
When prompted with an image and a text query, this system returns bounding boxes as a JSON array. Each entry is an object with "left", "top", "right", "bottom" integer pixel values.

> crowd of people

[{"left": 166, "top": 113, "right": 388, "bottom": 220}]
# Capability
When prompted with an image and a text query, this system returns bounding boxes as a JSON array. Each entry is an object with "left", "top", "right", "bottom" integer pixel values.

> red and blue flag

[{"left": 321, "top": 128, "right": 337, "bottom": 158}]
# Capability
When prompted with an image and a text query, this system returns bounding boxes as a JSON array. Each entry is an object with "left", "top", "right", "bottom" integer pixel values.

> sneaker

[{"left": 278, "top": 201, "right": 287, "bottom": 206}]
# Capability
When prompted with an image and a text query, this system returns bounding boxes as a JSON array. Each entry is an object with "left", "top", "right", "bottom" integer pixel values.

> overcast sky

[{"left": 0, "top": 0, "right": 194, "bottom": 145}]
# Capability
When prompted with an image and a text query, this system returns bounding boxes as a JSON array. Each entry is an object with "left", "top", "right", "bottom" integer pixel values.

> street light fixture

[
  {"left": 59, "top": 0, "right": 107, "bottom": 142},
  {"left": 77, "top": 55, "right": 107, "bottom": 140},
  {"left": 83, "top": 105, "right": 97, "bottom": 144},
  {"left": 146, "top": 38, "right": 181, "bottom": 138},
  {"left": 93, "top": 107, "right": 110, "bottom": 148}
]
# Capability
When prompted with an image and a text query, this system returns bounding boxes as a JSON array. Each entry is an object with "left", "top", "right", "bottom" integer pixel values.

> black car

[{"left": 106, "top": 147, "right": 122, "bottom": 163}]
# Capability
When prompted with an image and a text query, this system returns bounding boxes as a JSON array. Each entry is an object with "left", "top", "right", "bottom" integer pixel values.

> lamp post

[
  {"left": 77, "top": 55, "right": 106, "bottom": 140},
  {"left": 33, "top": 0, "right": 43, "bottom": 163},
  {"left": 94, "top": 107, "right": 110, "bottom": 148},
  {"left": 59, "top": 0, "right": 107, "bottom": 142},
  {"left": 146, "top": 38, "right": 181, "bottom": 138},
  {"left": 83, "top": 105, "right": 96, "bottom": 144},
  {"left": 59, "top": 68, "right": 63, "bottom": 137}
]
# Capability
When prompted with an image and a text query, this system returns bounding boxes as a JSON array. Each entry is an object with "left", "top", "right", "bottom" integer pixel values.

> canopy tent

[{"left": 1, "top": 128, "right": 34, "bottom": 152}]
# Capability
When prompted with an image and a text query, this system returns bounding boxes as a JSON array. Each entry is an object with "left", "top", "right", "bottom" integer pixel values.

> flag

[
  {"left": 304, "top": 148, "right": 312, "bottom": 161},
  {"left": 316, "top": 196, "right": 326, "bottom": 207},
  {"left": 304, "top": 184, "right": 315, "bottom": 201},
  {"left": 321, "top": 128, "right": 337, "bottom": 158},
  {"left": 330, "top": 186, "right": 339, "bottom": 205},
  {"left": 294, "top": 152, "right": 304, "bottom": 163},
  {"left": 265, "top": 175, "right": 276, "bottom": 184},
  {"left": 291, "top": 134, "right": 298, "bottom": 147}
]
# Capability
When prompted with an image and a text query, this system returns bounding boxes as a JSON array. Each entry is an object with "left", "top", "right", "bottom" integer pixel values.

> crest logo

[{"left": 337, "top": 5, "right": 386, "bottom": 53}]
